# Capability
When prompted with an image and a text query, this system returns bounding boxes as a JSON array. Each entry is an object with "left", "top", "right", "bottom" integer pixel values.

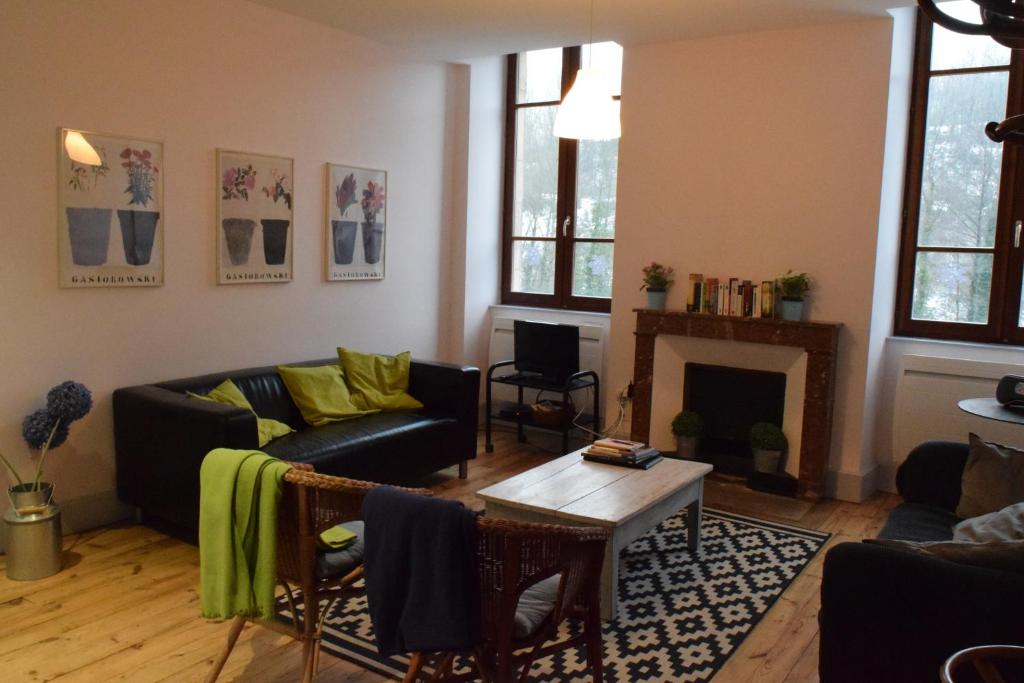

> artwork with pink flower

[
  {"left": 325, "top": 163, "right": 386, "bottom": 282},
  {"left": 217, "top": 149, "right": 294, "bottom": 285}
]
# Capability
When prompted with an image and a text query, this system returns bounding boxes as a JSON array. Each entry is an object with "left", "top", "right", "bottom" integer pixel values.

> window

[
  {"left": 502, "top": 43, "right": 622, "bottom": 312},
  {"left": 896, "top": 2, "right": 1024, "bottom": 344}
]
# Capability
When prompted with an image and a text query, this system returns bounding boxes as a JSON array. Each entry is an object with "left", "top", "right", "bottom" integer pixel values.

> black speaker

[{"left": 996, "top": 375, "right": 1024, "bottom": 409}]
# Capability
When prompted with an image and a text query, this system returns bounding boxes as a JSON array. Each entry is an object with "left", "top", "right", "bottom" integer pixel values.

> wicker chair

[
  {"left": 205, "top": 469, "right": 432, "bottom": 683},
  {"left": 404, "top": 516, "right": 611, "bottom": 683}
]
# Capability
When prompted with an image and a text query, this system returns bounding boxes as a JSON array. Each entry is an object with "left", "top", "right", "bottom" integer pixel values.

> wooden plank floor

[{"left": 0, "top": 433, "right": 898, "bottom": 682}]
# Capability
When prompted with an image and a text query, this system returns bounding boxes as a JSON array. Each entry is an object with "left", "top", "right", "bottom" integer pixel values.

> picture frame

[
  {"left": 216, "top": 149, "right": 294, "bottom": 284},
  {"left": 57, "top": 128, "right": 164, "bottom": 288},
  {"left": 324, "top": 163, "right": 387, "bottom": 281}
]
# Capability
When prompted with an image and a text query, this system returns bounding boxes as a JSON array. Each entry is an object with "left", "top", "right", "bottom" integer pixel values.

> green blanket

[{"left": 199, "top": 448, "right": 292, "bottom": 620}]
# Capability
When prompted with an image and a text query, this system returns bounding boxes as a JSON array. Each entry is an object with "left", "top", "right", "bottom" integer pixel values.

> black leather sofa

[
  {"left": 819, "top": 441, "right": 1024, "bottom": 683},
  {"left": 114, "top": 357, "right": 480, "bottom": 541}
]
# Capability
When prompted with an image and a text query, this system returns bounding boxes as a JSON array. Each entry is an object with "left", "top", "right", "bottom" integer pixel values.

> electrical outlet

[{"left": 618, "top": 383, "right": 634, "bottom": 403}]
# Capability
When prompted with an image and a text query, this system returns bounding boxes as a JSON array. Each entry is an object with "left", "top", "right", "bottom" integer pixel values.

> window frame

[
  {"left": 501, "top": 47, "right": 618, "bottom": 313},
  {"left": 895, "top": 9, "right": 1024, "bottom": 345}
]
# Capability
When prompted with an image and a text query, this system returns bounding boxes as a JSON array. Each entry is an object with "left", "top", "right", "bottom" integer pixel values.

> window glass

[
  {"left": 516, "top": 48, "right": 563, "bottom": 103},
  {"left": 511, "top": 241, "right": 556, "bottom": 294},
  {"left": 512, "top": 106, "right": 559, "bottom": 237},
  {"left": 912, "top": 252, "right": 992, "bottom": 323},
  {"left": 572, "top": 242, "right": 614, "bottom": 298},
  {"left": 930, "top": 1, "right": 1011, "bottom": 71},
  {"left": 575, "top": 136, "right": 619, "bottom": 239}
]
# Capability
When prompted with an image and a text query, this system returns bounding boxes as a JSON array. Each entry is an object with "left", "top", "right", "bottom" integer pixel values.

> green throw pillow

[
  {"left": 277, "top": 364, "right": 379, "bottom": 427},
  {"left": 188, "top": 379, "right": 294, "bottom": 447},
  {"left": 337, "top": 348, "right": 424, "bottom": 412}
]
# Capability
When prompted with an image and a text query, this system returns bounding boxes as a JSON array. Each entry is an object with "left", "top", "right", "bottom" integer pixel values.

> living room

[{"left": 2, "top": 0, "right": 1023, "bottom": 681}]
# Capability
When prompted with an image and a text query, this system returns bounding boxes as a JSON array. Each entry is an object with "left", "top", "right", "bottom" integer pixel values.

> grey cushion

[
  {"left": 514, "top": 574, "right": 562, "bottom": 640},
  {"left": 315, "top": 521, "right": 365, "bottom": 580},
  {"left": 955, "top": 502, "right": 1024, "bottom": 542},
  {"left": 956, "top": 433, "right": 1024, "bottom": 518}
]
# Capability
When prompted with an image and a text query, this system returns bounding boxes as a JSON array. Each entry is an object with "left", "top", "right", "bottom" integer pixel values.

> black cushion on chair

[
  {"left": 877, "top": 502, "right": 961, "bottom": 542},
  {"left": 315, "top": 521, "right": 365, "bottom": 580}
]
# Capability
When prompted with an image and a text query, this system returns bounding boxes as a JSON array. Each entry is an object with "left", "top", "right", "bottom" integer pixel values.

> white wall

[
  {"left": 608, "top": 19, "right": 894, "bottom": 500},
  {"left": 0, "top": 0, "right": 459, "bottom": 533}
]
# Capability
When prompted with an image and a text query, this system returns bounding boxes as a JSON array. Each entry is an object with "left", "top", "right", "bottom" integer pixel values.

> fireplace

[{"left": 684, "top": 363, "right": 786, "bottom": 475}]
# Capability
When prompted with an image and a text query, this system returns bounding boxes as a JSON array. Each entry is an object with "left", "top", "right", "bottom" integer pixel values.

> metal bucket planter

[
  {"left": 361, "top": 221, "right": 384, "bottom": 264},
  {"left": 117, "top": 209, "right": 160, "bottom": 265},
  {"left": 332, "top": 220, "right": 357, "bottom": 264},
  {"left": 780, "top": 299, "right": 805, "bottom": 321},
  {"left": 66, "top": 207, "right": 112, "bottom": 266},
  {"left": 676, "top": 436, "right": 697, "bottom": 460},
  {"left": 646, "top": 290, "right": 667, "bottom": 311},
  {"left": 260, "top": 219, "right": 290, "bottom": 265},
  {"left": 222, "top": 218, "right": 256, "bottom": 266},
  {"left": 4, "top": 483, "right": 62, "bottom": 581}
]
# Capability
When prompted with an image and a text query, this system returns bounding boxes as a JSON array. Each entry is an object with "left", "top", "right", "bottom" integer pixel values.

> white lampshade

[
  {"left": 553, "top": 67, "right": 621, "bottom": 140},
  {"left": 64, "top": 130, "right": 102, "bottom": 166}
]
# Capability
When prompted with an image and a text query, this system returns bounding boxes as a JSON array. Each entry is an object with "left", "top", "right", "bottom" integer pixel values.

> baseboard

[
  {"left": 0, "top": 489, "right": 132, "bottom": 554},
  {"left": 826, "top": 466, "right": 879, "bottom": 503}
]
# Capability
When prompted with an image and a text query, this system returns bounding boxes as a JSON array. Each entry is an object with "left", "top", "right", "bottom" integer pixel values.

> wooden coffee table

[{"left": 477, "top": 448, "right": 712, "bottom": 620}]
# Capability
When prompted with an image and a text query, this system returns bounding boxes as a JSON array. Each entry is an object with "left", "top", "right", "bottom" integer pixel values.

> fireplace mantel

[{"left": 630, "top": 309, "right": 841, "bottom": 500}]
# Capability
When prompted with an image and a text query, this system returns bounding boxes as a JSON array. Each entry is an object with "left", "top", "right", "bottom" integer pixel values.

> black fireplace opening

[{"left": 683, "top": 362, "right": 786, "bottom": 476}]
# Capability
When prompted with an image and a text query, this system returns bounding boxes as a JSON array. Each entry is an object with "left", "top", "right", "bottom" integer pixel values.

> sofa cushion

[
  {"left": 277, "top": 364, "right": 378, "bottom": 426},
  {"left": 955, "top": 502, "right": 1024, "bottom": 542},
  {"left": 877, "top": 502, "right": 960, "bottom": 542},
  {"left": 338, "top": 348, "right": 424, "bottom": 412},
  {"left": 187, "top": 379, "right": 294, "bottom": 447},
  {"left": 865, "top": 538, "right": 1024, "bottom": 575},
  {"left": 263, "top": 412, "right": 455, "bottom": 465},
  {"left": 957, "top": 433, "right": 1024, "bottom": 518}
]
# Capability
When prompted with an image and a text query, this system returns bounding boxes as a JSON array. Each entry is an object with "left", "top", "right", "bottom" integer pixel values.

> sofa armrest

[
  {"left": 409, "top": 360, "right": 480, "bottom": 463},
  {"left": 113, "top": 384, "right": 259, "bottom": 535},
  {"left": 820, "top": 541, "right": 1024, "bottom": 683},
  {"left": 896, "top": 440, "right": 969, "bottom": 511}
]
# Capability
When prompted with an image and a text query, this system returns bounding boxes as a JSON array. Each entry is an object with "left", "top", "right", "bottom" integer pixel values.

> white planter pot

[
  {"left": 780, "top": 299, "right": 804, "bottom": 321},
  {"left": 752, "top": 449, "right": 782, "bottom": 473}
]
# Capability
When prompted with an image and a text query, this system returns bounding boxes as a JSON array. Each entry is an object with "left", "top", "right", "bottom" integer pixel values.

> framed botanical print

[
  {"left": 57, "top": 128, "right": 164, "bottom": 288},
  {"left": 325, "top": 163, "right": 386, "bottom": 281},
  {"left": 217, "top": 149, "right": 294, "bottom": 284}
]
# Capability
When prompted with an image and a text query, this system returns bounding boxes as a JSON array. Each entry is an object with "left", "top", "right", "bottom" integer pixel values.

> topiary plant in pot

[
  {"left": 749, "top": 422, "right": 787, "bottom": 473},
  {"left": 776, "top": 271, "right": 812, "bottom": 321},
  {"left": 671, "top": 410, "right": 703, "bottom": 459}
]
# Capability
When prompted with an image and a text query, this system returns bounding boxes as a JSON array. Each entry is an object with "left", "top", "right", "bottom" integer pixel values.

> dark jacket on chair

[{"left": 362, "top": 486, "right": 480, "bottom": 657}]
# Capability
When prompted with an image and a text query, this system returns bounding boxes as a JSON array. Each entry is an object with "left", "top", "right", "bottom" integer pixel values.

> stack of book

[
  {"left": 686, "top": 273, "right": 777, "bottom": 319},
  {"left": 583, "top": 438, "right": 662, "bottom": 469}
]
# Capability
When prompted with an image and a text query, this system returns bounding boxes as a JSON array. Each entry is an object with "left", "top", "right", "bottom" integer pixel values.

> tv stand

[{"left": 484, "top": 360, "right": 600, "bottom": 455}]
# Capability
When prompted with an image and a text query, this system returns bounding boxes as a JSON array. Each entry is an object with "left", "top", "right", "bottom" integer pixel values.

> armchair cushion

[
  {"left": 315, "top": 521, "right": 365, "bottom": 580},
  {"left": 514, "top": 574, "right": 561, "bottom": 639},
  {"left": 955, "top": 502, "right": 1024, "bottom": 542},
  {"left": 877, "top": 502, "right": 960, "bottom": 542}
]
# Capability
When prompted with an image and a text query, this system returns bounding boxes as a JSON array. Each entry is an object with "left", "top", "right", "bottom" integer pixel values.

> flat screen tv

[{"left": 513, "top": 320, "right": 580, "bottom": 381}]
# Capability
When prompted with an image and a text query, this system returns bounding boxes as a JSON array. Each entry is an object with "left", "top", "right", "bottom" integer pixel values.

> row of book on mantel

[
  {"left": 687, "top": 273, "right": 776, "bottom": 319},
  {"left": 583, "top": 438, "right": 662, "bottom": 470}
]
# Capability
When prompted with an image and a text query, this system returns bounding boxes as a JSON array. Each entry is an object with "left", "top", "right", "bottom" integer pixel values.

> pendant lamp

[
  {"left": 64, "top": 130, "right": 102, "bottom": 166},
  {"left": 553, "top": 0, "right": 621, "bottom": 140}
]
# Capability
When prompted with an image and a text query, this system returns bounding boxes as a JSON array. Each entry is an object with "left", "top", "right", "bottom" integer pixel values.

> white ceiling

[{"left": 248, "top": 0, "right": 906, "bottom": 61}]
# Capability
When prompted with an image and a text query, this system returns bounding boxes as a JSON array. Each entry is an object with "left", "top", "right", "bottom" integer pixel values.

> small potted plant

[
  {"left": 749, "top": 422, "right": 787, "bottom": 474},
  {"left": 776, "top": 271, "right": 812, "bottom": 321},
  {"left": 671, "top": 410, "right": 703, "bottom": 459},
  {"left": 641, "top": 262, "right": 674, "bottom": 311},
  {"left": 116, "top": 146, "right": 161, "bottom": 266}
]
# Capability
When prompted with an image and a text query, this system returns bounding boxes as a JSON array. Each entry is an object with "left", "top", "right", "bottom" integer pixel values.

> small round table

[{"left": 958, "top": 397, "right": 1024, "bottom": 426}]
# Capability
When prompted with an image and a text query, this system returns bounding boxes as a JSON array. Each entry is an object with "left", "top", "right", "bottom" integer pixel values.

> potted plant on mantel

[
  {"left": 0, "top": 381, "right": 92, "bottom": 581},
  {"left": 641, "top": 262, "right": 674, "bottom": 311},
  {"left": 776, "top": 270, "right": 812, "bottom": 321},
  {"left": 671, "top": 410, "right": 703, "bottom": 459},
  {"left": 750, "top": 422, "right": 787, "bottom": 474}
]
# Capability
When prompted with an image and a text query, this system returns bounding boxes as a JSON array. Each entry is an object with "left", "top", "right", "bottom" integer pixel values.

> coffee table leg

[
  {"left": 687, "top": 480, "right": 703, "bottom": 553},
  {"left": 601, "top": 533, "right": 619, "bottom": 621}
]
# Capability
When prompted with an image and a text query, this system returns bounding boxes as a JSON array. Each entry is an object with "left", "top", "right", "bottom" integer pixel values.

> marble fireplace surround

[{"left": 631, "top": 310, "right": 841, "bottom": 500}]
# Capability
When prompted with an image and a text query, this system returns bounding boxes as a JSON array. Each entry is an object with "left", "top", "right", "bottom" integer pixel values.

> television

[{"left": 513, "top": 320, "right": 580, "bottom": 381}]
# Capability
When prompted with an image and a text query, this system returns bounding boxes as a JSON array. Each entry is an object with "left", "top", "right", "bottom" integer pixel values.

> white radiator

[
  {"left": 893, "top": 354, "right": 1024, "bottom": 466},
  {"left": 487, "top": 316, "right": 605, "bottom": 417}
]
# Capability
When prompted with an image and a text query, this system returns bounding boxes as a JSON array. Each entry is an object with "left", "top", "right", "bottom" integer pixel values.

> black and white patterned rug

[{"left": 278, "top": 508, "right": 829, "bottom": 682}]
